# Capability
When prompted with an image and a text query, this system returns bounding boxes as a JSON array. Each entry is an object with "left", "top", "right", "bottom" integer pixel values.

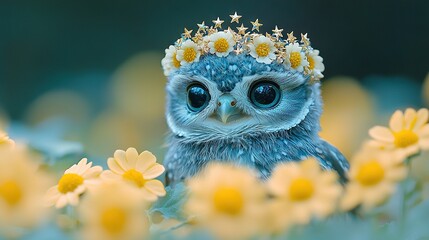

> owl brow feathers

[{"left": 240, "top": 71, "right": 308, "bottom": 91}]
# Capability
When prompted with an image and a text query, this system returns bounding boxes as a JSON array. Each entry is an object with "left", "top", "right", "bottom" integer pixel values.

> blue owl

[{"left": 161, "top": 19, "right": 349, "bottom": 185}]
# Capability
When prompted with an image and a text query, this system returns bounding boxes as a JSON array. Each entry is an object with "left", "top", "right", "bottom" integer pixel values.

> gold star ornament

[
  {"left": 212, "top": 17, "right": 224, "bottom": 29},
  {"left": 197, "top": 21, "right": 207, "bottom": 33},
  {"left": 236, "top": 24, "right": 248, "bottom": 35},
  {"left": 272, "top": 25, "right": 284, "bottom": 38},
  {"left": 301, "top": 33, "right": 311, "bottom": 47},
  {"left": 287, "top": 31, "right": 297, "bottom": 43},
  {"left": 183, "top": 28, "right": 193, "bottom": 38},
  {"left": 229, "top": 12, "right": 242, "bottom": 23},
  {"left": 250, "top": 19, "right": 263, "bottom": 32}
]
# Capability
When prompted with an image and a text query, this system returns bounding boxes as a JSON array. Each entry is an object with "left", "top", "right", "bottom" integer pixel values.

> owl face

[{"left": 166, "top": 54, "right": 318, "bottom": 142}]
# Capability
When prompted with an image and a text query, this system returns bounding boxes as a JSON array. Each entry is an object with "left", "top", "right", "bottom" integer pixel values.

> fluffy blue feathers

[{"left": 164, "top": 54, "right": 349, "bottom": 184}]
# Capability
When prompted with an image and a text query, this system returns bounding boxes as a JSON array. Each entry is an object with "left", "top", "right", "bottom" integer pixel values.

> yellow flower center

[
  {"left": 289, "top": 52, "right": 302, "bottom": 69},
  {"left": 289, "top": 178, "right": 314, "bottom": 201},
  {"left": 213, "top": 187, "right": 244, "bottom": 215},
  {"left": 356, "top": 161, "right": 385, "bottom": 186},
  {"left": 393, "top": 130, "right": 419, "bottom": 148},
  {"left": 255, "top": 43, "right": 270, "bottom": 57},
  {"left": 214, "top": 38, "right": 229, "bottom": 53},
  {"left": 122, "top": 169, "right": 146, "bottom": 188},
  {"left": 183, "top": 47, "right": 197, "bottom": 63},
  {"left": 100, "top": 207, "right": 127, "bottom": 235},
  {"left": 0, "top": 180, "right": 22, "bottom": 206},
  {"left": 0, "top": 136, "right": 8, "bottom": 144},
  {"left": 172, "top": 53, "right": 181, "bottom": 68},
  {"left": 57, "top": 173, "right": 84, "bottom": 194},
  {"left": 307, "top": 55, "right": 315, "bottom": 70}
]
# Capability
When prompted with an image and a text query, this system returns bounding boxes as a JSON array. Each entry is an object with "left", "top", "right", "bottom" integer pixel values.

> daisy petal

[
  {"left": 404, "top": 108, "right": 417, "bottom": 129},
  {"left": 55, "top": 196, "right": 68, "bottom": 208},
  {"left": 67, "top": 193, "right": 79, "bottom": 206},
  {"left": 389, "top": 110, "right": 403, "bottom": 131},
  {"left": 114, "top": 150, "right": 130, "bottom": 170},
  {"left": 419, "top": 125, "right": 429, "bottom": 137},
  {"left": 369, "top": 126, "right": 394, "bottom": 142},
  {"left": 145, "top": 180, "right": 166, "bottom": 196},
  {"left": 139, "top": 187, "right": 158, "bottom": 202},
  {"left": 126, "top": 148, "right": 139, "bottom": 168},
  {"left": 143, "top": 164, "right": 165, "bottom": 179},
  {"left": 419, "top": 138, "right": 429, "bottom": 149},
  {"left": 414, "top": 109, "right": 429, "bottom": 130},
  {"left": 107, "top": 158, "right": 126, "bottom": 174},
  {"left": 82, "top": 166, "right": 102, "bottom": 179},
  {"left": 136, "top": 151, "right": 157, "bottom": 172}
]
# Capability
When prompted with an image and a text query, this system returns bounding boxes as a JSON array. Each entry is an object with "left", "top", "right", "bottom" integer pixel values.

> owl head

[
  {"left": 162, "top": 16, "right": 325, "bottom": 143},
  {"left": 165, "top": 53, "right": 325, "bottom": 143}
]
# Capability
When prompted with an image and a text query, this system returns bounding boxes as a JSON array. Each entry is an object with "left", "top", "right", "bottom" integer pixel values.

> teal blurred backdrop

[{"left": 0, "top": 0, "right": 428, "bottom": 160}]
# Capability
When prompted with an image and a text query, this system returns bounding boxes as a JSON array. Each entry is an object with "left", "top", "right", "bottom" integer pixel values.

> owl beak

[{"left": 216, "top": 95, "right": 241, "bottom": 124}]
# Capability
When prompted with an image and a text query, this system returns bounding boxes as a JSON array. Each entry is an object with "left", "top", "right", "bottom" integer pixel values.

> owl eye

[
  {"left": 249, "top": 81, "right": 281, "bottom": 108},
  {"left": 187, "top": 83, "right": 211, "bottom": 112}
]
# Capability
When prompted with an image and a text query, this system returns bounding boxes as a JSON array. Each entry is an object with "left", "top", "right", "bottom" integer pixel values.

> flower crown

[{"left": 161, "top": 12, "right": 325, "bottom": 81}]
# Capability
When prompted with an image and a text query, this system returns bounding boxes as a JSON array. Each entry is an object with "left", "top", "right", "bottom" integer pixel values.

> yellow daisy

[
  {"left": 340, "top": 146, "right": 407, "bottom": 211},
  {"left": 266, "top": 158, "right": 341, "bottom": 228},
  {"left": 306, "top": 49, "right": 325, "bottom": 79},
  {"left": 285, "top": 43, "right": 309, "bottom": 72},
  {"left": 46, "top": 158, "right": 102, "bottom": 208},
  {"left": 248, "top": 36, "right": 277, "bottom": 64},
  {"left": 78, "top": 180, "right": 149, "bottom": 240},
  {"left": 0, "top": 146, "right": 51, "bottom": 232},
  {"left": 176, "top": 40, "right": 201, "bottom": 65},
  {"left": 185, "top": 163, "right": 267, "bottom": 239},
  {"left": 0, "top": 130, "right": 14, "bottom": 147},
  {"left": 207, "top": 31, "right": 235, "bottom": 57},
  {"left": 369, "top": 108, "right": 429, "bottom": 157},
  {"left": 101, "top": 147, "right": 166, "bottom": 201},
  {"left": 161, "top": 45, "right": 181, "bottom": 76}
]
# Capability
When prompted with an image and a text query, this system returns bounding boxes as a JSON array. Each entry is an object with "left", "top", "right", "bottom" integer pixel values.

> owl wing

[{"left": 316, "top": 140, "right": 350, "bottom": 183}]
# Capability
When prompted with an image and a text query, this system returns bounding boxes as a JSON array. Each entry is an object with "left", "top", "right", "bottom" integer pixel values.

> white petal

[
  {"left": 414, "top": 109, "right": 429, "bottom": 130},
  {"left": 369, "top": 126, "right": 394, "bottom": 142},
  {"left": 136, "top": 151, "right": 157, "bottom": 172},
  {"left": 419, "top": 125, "right": 429, "bottom": 137},
  {"left": 107, "top": 158, "right": 126, "bottom": 174},
  {"left": 114, "top": 150, "right": 131, "bottom": 170},
  {"left": 389, "top": 110, "right": 404, "bottom": 131},
  {"left": 55, "top": 195, "right": 68, "bottom": 208},
  {"left": 139, "top": 187, "right": 158, "bottom": 202},
  {"left": 126, "top": 147, "right": 139, "bottom": 168},
  {"left": 419, "top": 138, "right": 429, "bottom": 149},
  {"left": 143, "top": 164, "right": 165, "bottom": 179},
  {"left": 404, "top": 108, "right": 417, "bottom": 129},
  {"left": 82, "top": 166, "right": 102, "bottom": 179},
  {"left": 145, "top": 180, "right": 166, "bottom": 196}
]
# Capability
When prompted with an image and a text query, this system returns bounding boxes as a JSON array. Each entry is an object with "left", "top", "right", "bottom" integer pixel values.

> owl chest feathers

[{"left": 165, "top": 130, "right": 324, "bottom": 182}]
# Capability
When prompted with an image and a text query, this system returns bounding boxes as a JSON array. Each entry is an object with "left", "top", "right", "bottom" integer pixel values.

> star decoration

[
  {"left": 272, "top": 25, "right": 284, "bottom": 38},
  {"left": 162, "top": 14, "right": 324, "bottom": 81},
  {"left": 301, "top": 33, "right": 310, "bottom": 47},
  {"left": 192, "top": 32, "right": 204, "bottom": 42},
  {"left": 229, "top": 12, "right": 242, "bottom": 23},
  {"left": 197, "top": 21, "right": 207, "bottom": 33},
  {"left": 250, "top": 19, "right": 263, "bottom": 32},
  {"left": 183, "top": 28, "right": 193, "bottom": 38},
  {"left": 212, "top": 17, "right": 224, "bottom": 29},
  {"left": 236, "top": 24, "right": 248, "bottom": 35},
  {"left": 287, "top": 31, "right": 297, "bottom": 43},
  {"left": 207, "top": 26, "right": 217, "bottom": 35}
]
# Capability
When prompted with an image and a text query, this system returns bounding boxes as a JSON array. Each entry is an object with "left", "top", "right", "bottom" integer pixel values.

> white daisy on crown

[{"left": 161, "top": 12, "right": 325, "bottom": 82}]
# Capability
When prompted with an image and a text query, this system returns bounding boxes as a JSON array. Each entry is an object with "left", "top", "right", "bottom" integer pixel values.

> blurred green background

[{"left": 0, "top": 0, "right": 428, "bottom": 161}]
